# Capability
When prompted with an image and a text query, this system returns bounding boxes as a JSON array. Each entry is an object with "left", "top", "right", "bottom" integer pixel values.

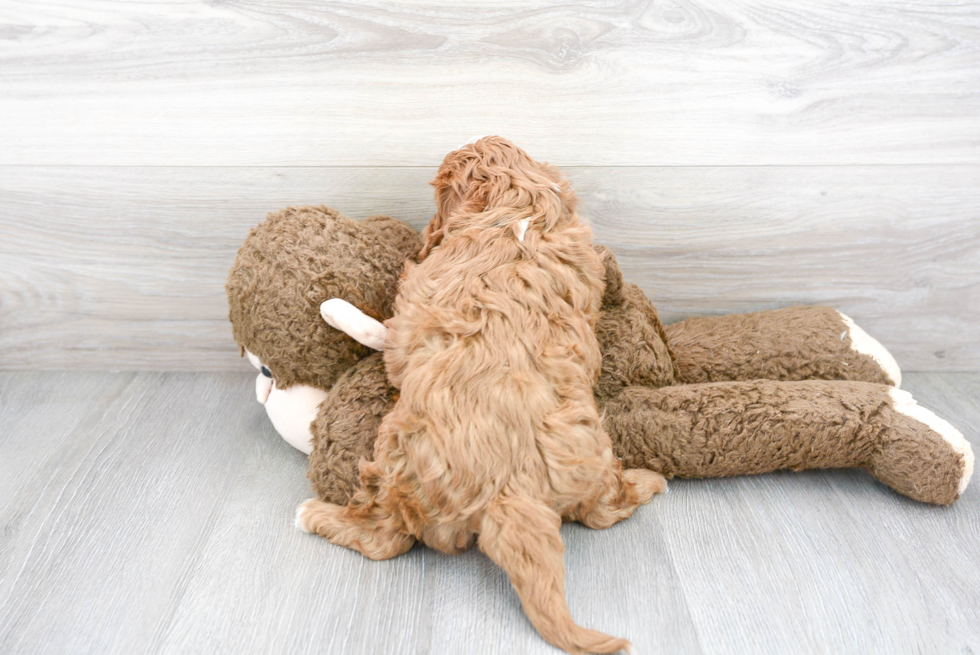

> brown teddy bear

[{"left": 227, "top": 205, "right": 973, "bottom": 507}]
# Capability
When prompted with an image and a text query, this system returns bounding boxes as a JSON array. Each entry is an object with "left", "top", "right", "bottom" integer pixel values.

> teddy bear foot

[
  {"left": 838, "top": 312, "right": 902, "bottom": 387},
  {"left": 604, "top": 379, "right": 971, "bottom": 505},
  {"left": 882, "top": 389, "right": 974, "bottom": 501}
]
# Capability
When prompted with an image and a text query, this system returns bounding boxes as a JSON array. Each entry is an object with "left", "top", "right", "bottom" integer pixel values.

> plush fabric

[
  {"left": 227, "top": 206, "right": 972, "bottom": 507},
  {"left": 665, "top": 306, "right": 892, "bottom": 385},
  {"left": 604, "top": 379, "right": 965, "bottom": 505},
  {"left": 306, "top": 353, "right": 396, "bottom": 504},
  {"left": 226, "top": 206, "right": 421, "bottom": 390}
]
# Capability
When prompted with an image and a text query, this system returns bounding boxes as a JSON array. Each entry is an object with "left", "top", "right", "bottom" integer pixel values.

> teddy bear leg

[
  {"left": 871, "top": 389, "right": 974, "bottom": 504},
  {"left": 307, "top": 353, "right": 398, "bottom": 506},
  {"left": 320, "top": 298, "right": 388, "bottom": 351},
  {"left": 664, "top": 306, "right": 901, "bottom": 386},
  {"left": 602, "top": 380, "right": 973, "bottom": 504}
]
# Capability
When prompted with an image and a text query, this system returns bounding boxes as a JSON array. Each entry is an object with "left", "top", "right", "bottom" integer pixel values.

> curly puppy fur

[
  {"left": 298, "top": 138, "right": 664, "bottom": 654},
  {"left": 226, "top": 206, "right": 421, "bottom": 390}
]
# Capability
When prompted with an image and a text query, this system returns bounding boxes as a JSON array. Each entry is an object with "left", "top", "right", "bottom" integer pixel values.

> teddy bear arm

[
  {"left": 595, "top": 288, "right": 677, "bottom": 399},
  {"left": 307, "top": 353, "right": 396, "bottom": 506},
  {"left": 601, "top": 379, "right": 972, "bottom": 505},
  {"left": 594, "top": 245, "right": 625, "bottom": 307},
  {"left": 591, "top": 246, "right": 680, "bottom": 397},
  {"left": 320, "top": 299, "right": 388, "bottom": 351},
  {"left": 663, "top": 306, "right": 901, "bottom": 387}
]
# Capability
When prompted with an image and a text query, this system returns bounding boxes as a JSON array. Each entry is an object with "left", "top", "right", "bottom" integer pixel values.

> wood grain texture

[
  {"left": 0, "top": 372, "right": 701, "bottom": 655},
  {"left": 1, "top": 1, "right": 978, "bottom": 166},
  {"left": 0, "top": 373, "right": 263, "bottom": 655},
  {"left": 0, "top": 372, "right": 977, "bottom": 654},
  {"left": 1, "top": 165, "right": 977, "bottom": 371},
  {"left": 654, "top": 372, "right": 980, "bottom": 655}
]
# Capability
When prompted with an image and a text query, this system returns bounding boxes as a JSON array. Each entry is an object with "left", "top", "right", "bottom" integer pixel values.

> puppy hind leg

[
  {"left": 296, "top": 495, "right": 415, "bottom": 561},
  {"left": 577, "top": 467, "right": 666, "bottom": 531},
  {"left": 624, "top": 467, "right": 668, "bottom": 504},
  {"left": 478, "top": 496, "right": 632, "bottom": 655}
]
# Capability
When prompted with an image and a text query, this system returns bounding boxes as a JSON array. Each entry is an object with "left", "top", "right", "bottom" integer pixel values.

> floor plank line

[{"left": 1, "top": 372, "right": 977, "bottom": 654}]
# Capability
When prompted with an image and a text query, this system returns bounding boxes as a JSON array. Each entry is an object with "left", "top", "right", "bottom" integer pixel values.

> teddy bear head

[{"left": 226, "top": 205, "right": 422, "bottom": 392}]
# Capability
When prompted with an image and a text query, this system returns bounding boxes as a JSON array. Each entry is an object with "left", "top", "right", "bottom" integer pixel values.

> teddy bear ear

[
  {"left": 596, "top": 245, "right": 625, "bottom": 306},
  {"left": 361, "top": 215, "right": 423, "bottom": 262}
]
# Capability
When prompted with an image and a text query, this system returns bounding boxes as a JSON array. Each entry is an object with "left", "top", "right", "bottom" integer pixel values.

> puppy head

[{"left": 420, "top": 136, "right": 576, "bottom": 259}]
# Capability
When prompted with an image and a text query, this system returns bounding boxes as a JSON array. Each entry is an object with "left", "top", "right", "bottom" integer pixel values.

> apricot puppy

[{"left": 297, "top": 137, "right": 665, "bottom": 654}]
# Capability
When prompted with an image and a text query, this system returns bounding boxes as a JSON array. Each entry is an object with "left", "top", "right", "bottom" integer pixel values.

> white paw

[
  {"left": 319, "top": 297, "right": 351, "bottom": 331},
  {"left": 889, "top": 389, "right": 974, "bottom": 495},
  {"left": 839, "top": 312, "right": 902, "bottom": 387},
  {"left": 295, "top": 499, "right": 316, "bottom": 533},
  {"left": 320, "top": 298, "right": 387, "bottom": 351}
]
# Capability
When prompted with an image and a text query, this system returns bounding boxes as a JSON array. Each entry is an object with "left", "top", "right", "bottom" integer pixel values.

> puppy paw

[
  {"left": 624, "top": 468, "right": 667, "bottom": 504},
  {"left": 294, "top": 498, "right": 319, "bottom": 533}
]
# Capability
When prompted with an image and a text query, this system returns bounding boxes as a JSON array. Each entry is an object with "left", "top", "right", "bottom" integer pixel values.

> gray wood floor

[{"left": 1, "top": 371, "right": 977, "bottom": 655}]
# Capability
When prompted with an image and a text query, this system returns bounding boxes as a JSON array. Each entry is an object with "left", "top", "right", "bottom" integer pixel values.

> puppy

[{"left": 297, "top": 137, "right": 665, "bottom": 654}]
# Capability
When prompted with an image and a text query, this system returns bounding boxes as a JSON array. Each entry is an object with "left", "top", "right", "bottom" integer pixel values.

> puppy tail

[{"left": 478, "top": 497, "right": 632, "bottom": 655}]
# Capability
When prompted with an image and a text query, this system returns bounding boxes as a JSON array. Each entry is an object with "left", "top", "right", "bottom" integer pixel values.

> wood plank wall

[{"left": 1, "top": 1, "right": 978, "bottom": 371}]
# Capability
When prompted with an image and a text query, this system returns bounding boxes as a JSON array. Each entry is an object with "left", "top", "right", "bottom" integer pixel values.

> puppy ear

[
  {"left": 420, "top": 151, "right": 464, "bottom": 261},
  {"left": 418, "top": 215, "right": 445, "bottom": 261},
  {"left": 423, "top": 148, "right": 485, "bottom": 260}
]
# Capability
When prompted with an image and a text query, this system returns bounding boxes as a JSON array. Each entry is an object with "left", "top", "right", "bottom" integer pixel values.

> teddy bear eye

[{"left": 260, "top": 366, "right": 272, "bottom": 378}]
